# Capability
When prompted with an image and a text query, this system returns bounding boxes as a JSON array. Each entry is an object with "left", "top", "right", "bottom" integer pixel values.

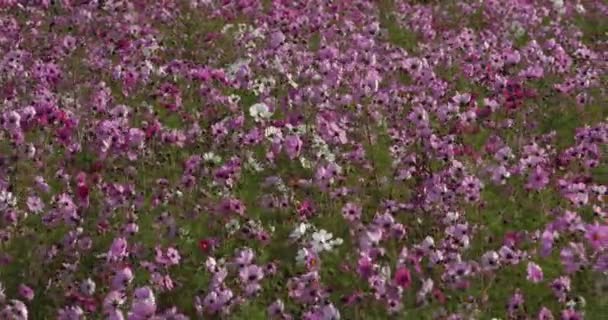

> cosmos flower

[
  {"left": 0, "top": 1, "right": 604, "bottom": 318},
  {"left": 394, "top": 266, "right": 412, "bottom": 289},
  {"left": 585, "top": 224, "right": 608, "bottom": 250},
  {"left": 527, "top": 166, "right": 550, "bottom": 190},
  {"left": 249, "top": 103, "right": 273, "bottom": 122},
  {"left": 526, "top": 262, "right": 544, "bottom": 283},
  {"left": 290, "top": 223, "right": 310, "bottom": 241},
  {"left": 311, "top": 229, "right": 343, "bottom": 253}
]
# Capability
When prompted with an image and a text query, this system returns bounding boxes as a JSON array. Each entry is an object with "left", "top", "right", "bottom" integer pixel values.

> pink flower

[
  {"left": 155, "top": 246, "right": 181, "bottom": 266},
  {"left": 269, "top": 31, "right": 286, "bottom": 49},
  {"left": 284, "top": 135, "right": 303, "bottom": 160},
  {"left": 526, "top": 262, "right": 544, "bottom": 283},
  {"left": 341, "top": 202, "right": 362, "bottom": 222},
  {"left": 526, "top": 166, "right": 550, "bottom": 190},
  {"left": 165, "top": 247, "right": 181, "bottom": 265},
  {"left": 129, "top": 300, "right": 156, "bottom": 319},
  {"left": 18, "top": 284, "right": 34, "bottom": 301},
  {"left": 239, "top": 264, "right": 264, "bottom": 283},
  {"left": 538, "top": 307, "right": 554, "bottom": 320},
  {"left": 507, "top": 290, "right": 525, "bottom": 317},
  {"left": 585, "top": 224, "right": 608, "bottom": 250},
  {"left": 26, "top": 196, "right": 44, "bottom": 214},
  {"left": 111, "top": 267, "right": 134, "bottom": 290},
  {"left": 107, "top": 237, "right": 128, "bottom": 262}
]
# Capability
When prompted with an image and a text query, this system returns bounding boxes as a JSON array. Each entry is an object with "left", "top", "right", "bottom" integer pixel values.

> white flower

[
  {"left": 511, "top": 21, "right": 525, "bottom": 38},
  {"left": 246, "top": 153, "right": 264, "bottom": 172},
  {"left": 575, "top": 4, "right": 585, "bottom": 13},
  {"left": 566, "top": 299, "right": 577, "bottom": 309},
  {"left": 252, "top": 81, "right": 266, "bottom": 95},
  {"left": 296, "top": 124, "right": 309, "bottom": 134},
  {"left": 275, "top": 180, "right": 288, "bottom": 194},
  {"left": 262, "top": 76, "right": 276, "bottom": 88},
  {"left": 419, "top": 278, "right": 434, "bottom": 296},
  {"left": 225, "top": 219, "right": 240, "bottom": 234},
  {"left": 444, "top": 211, "right": 459, "bottom": 223},
  {"left": 156, "top": 65, "right": 168, "bottom": 77},
  {"left": 25, "top": 143, "right": 36, "bottom": 159},
  {"left": 245, "top": 40, "right": 257, "bottom": 50},
  {"left": 227, "top": 94, "right": 241, "bottom": 105},
  {"left": 290, "top": 223, "right": 309, "bottom": 241},
  {"left": 206, "top": 257, "right": 218, "bottom": 272},
  {"left": 273, "top": 57, "right": 285, "bottom": 73},
  {"left": 0, "top": 282, "right": 5, "bottom": 303},
  {"left": 80, "top": 278, "right": 96, "bottom": 295},
  {"left": 421, "top": 236, "right": 435, "bottom": 250},
  {"left": 237, "top": 23, "right": 248, "bottom": 34},
  {"left": 250, "top": 27, "right": 265, "bottom": 39},
  {"left": 226, "top": 58, "right": 250, "bottom": 75},
  {"left": 286, "top": 73, "right": 298, "bottom": 88},
  {"left": 551, "top": 0, "right": 565, "bottom": 14},
  {"left": 317, "top": 149, "right": 335, "bottom": 162},
  {"left": 551, "top": 0, "right": 564, "bottom": 9},
  {"left": 330, "top": 237, "right": 343, "bottom": 247},
  {"left": 577, "top": 295, "right": 586, "bottom": 307},
  {"left": 312, "top": 135, "right": 336, "bottom": 162},
  {"left": 249, "top": 103, "right": 273, "bottom": 121},
  {"left": 299, "top": 157, "right": 313, "bottom": 169},
  {"left": 203, "top": 152, "right": 221, "bottom": 164},
  {"left": 380, "top": 265, "right": 391, "bottom": 278},
  {"left": 264, "top": 126, "right": 283, "bottom": 141},
  {"left": 221, "top": 24, "right": 234, "bottom": 34},
  {"left": 0, "top": 190, "right": 16, "bottom": 210},
  {"left": 311, "top": 229, "right": 341, "bottom": 252}
]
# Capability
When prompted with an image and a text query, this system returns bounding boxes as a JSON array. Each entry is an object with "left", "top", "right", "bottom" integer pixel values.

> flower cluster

[{"left": 0, "top": 0, "right": 605, "bottom": 319}]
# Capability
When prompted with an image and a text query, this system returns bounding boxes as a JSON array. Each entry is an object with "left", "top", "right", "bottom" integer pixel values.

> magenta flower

[
  {"left": 393, "top": 266, "right": 412, "bottom": 289},
  {"left": 357, "top": 254, "right": 374, "bottom": 279},
  {"left": 560, "top": 309, "right": 583, "bottom": 320}
]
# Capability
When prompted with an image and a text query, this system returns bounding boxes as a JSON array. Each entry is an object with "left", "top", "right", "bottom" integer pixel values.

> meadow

[{"left": 0, "top": 0, "right": 607, "bottom": 319}]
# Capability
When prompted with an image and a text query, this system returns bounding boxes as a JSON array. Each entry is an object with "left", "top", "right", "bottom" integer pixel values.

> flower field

[{"left": 0, "top": 0, "right": 607, "bottom": 319}]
